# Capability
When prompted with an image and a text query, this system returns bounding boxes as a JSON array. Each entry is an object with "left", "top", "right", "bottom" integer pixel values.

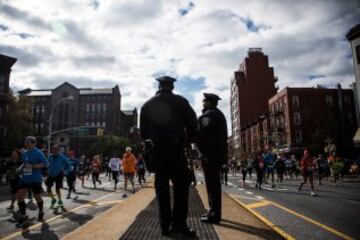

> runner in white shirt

[{"left": 109, "top": 154, "right": 121, "bottom": 190}]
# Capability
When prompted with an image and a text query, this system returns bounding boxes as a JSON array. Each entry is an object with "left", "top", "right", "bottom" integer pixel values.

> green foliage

[
  {"left": 0, "top": 93, "right": 34, "bottom": 156},
  {"left": 91, "top": 135, "right": 140, "bottom": 158}
]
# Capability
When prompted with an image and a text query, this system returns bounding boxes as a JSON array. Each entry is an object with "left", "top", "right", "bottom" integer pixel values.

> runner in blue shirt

[
  {"left": 16, "top": 136, "right": 48, "bottom": 227},
  {"left": 45, "top": 144, "right": 71, "bottom": 209},
  {"left": 66, "top": 150, "right": 79, "bottom": 199},
  {"left": 264, "top": 152, "right": 276, "bottom": 188}
]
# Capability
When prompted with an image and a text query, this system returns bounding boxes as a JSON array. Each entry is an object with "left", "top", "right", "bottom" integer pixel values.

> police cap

[
  {"left": 156, "top": 76, "right": 177, "bottom": 83},
  {"left": 203, "top": 93, "right": 221, "bottom": 102}
]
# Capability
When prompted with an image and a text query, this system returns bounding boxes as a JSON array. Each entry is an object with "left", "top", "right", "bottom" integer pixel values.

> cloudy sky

[{"left": 1, "top": 0, "right": 359, "bottom": 126}]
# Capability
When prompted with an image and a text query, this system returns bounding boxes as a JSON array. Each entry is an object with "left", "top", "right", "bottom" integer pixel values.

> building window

[
  {"left": 97, "top": 104, "right": 101, "bottom": 113},
  {"left": 97, "top": 121, "right": 101, "bottom": 127},
  {"left": 40, "top": 123, "right": 44, "bottom": 129},
  {"left": 344, "top": 95, "right": 351, "bottom": 106},
  {"left": 102, "top": 121, "right": 106, "bottom": 128},
  {"left": 86, "top": 122, "right": 89, "bottom": 126},
  {"left": 0, "top": 75, "right": 5, "bottom": 92},
  {"left": 86, "top": 104, "right": 90, "bottom": 112},
  {"left": 294, "top": 112, "right": 301, "bottom": 125},
  {"left": 293, "top": 95, "right": 300, "bottom": 107},
  {"left": 91, "top": 122, "right": 95, "bottom": 126},
  {"left": 356, "top": 45, "right": 360, "bottom": 64},
  {"left": 102, "top": 103, "right": 107, "bottom": 112},
  {"left": 41, "top": 105, "right": 45, "bottom": 113},
  {"left": 326, "top": 95, "right": 333, "bottom": 107},
  {"left": 91, "top": 104, "right": 95, "bottom": 112},
  {"left": 295, "top": 130, "right": 302, "bottom": 143}
]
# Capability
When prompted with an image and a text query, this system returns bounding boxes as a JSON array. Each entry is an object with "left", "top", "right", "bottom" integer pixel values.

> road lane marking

[
  {"left": 0, "top": 190, "right": 121, "bottom": 240},
  {"left": 229, "top": 194, "right": 296, "bottom": 240},
  {"left": 245, "top": 191, "right": 254, "bottom": 195},
  {"left": 230, "top": 192, "right": 354, "bottom": 240},
  {"left": 235, "top": 196, "right": 261, "bottom": 201},
  {"left": 255, "top": 196, "right": 265, "bottom": 200},
  {"left": 269, "top": 201, "right": 354, "bottom": 240},
  {"left": 246, "top": 201, "right": 271, "bottom": 209}
]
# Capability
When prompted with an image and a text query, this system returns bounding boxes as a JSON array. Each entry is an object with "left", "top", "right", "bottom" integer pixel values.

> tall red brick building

[
  {"left": 230, "top": 48, "right": 277, "bottom": 156},
  {"left": 269, "top": 85, "right": 357, "bottom": 155}
]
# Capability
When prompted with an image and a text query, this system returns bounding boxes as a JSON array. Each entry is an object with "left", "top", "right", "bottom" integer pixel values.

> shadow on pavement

[
  {"left": 21, "top": 223, "right": 59, "bottom": 240},
  {"left": 219, "top": 219, "right": 284, "bottom": 240}
]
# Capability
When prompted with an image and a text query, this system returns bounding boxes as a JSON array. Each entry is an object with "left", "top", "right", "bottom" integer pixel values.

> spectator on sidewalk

[
  {"left": 198, "top": 93, "right": 228, "bottom": 225},
  {"left": 140, "top": 76, "right": 197, "bottom": 237}
]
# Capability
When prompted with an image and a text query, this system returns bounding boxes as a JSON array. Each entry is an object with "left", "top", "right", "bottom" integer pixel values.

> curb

[{"left": 227, "top": 193, "right": 295, "bottom": 240}]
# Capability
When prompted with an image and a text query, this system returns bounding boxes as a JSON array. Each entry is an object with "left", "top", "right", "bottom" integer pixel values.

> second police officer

[
  {"left": 198, "top": 93, "right": 228, "bottom": 224},
  {"left": 140, "top": 76, "right": 197, "bottom": 238}
]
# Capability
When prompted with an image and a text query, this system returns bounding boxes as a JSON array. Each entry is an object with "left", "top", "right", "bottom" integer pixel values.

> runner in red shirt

[{"left": 298, "top": 150, "right": 317, "bottom": 196}]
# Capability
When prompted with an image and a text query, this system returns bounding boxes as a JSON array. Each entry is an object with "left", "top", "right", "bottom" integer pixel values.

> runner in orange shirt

[{"left": 122, "top": 147, "right": 136, "bottom": 197}]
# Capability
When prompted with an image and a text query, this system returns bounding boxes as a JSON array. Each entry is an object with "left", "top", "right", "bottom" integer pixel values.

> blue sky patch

[
  {"left": 240, "top": 17, "right": 270, "bottom": 32},
  {"left": 15, "top": 33, "right": 34, "bottom": 39},
  {"left": 0, "top": 24, "right": 9, "bottom": 31},
  {"left": 90, "top": 0, "right": 100, "bottom": 10},
  {"left": 178, "top": 2, "right": 195, "bottom": 16},
  {"left": 176, "top": 76, "right": 206, "bottom": 103},
  {"left": 308, "top": 74, "right": 325, "bottom": 80}
]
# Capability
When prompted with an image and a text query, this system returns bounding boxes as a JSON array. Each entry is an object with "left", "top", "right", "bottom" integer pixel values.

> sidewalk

[{"left": 62, "top": 182, "right": 283, "bottom": 240}]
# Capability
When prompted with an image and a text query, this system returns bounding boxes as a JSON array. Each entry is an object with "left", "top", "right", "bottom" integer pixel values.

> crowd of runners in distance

[
  {"left": 1, "top": 136, "right": 147, "bottom": 227},
  {"left": 218, "top": 149, "right": 360, "bottom": 196}
]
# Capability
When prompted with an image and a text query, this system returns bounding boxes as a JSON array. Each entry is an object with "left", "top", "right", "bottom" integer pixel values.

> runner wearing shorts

[
  {"left": 122, "top": 147, "right": 136, "bottom": 197},
  {"left": 46, "top": 144, "right": 71, "bottom": 209},
  {"left": 16, "top": 136, "right": 48, "bottom": 227},
  {"left": 66, "top": 151, "right": 79, "bottom": 199},
  {"left": 109, "top": 154, "right": 121, "bottom": 190}
]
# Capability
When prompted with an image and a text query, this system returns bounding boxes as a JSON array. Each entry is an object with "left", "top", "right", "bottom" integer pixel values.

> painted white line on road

[
  {"left": 227, "top": 182, "right": 234, "bottom": 186},
  {"left": 245, "top": 191, "right": 254, "bottom": 195},
  {"left": 238, "top": 188, "right": 245, "bottom": 191},
  {"left": 255, "top": 196, "right": 265, "bottom": 200}
]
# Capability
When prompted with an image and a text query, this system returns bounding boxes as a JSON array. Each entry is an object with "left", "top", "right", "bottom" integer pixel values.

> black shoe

[
  {"left": 170, "top": 226, "right": 196, "bottom": 238},
  {"left": 38, "top": 212, "right": 44, "bottom": 222},
  {"left": 161, "top": 229, "right": 170, "bottom": 236},
  {"left": 201, "top": 216, "right": 220, "bottom": 224}
]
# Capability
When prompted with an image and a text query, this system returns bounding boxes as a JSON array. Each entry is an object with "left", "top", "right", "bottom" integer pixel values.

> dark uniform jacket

[
  {"left": 198, "top": 107, "right": 228, "bottom": 166},
  {"left": 140, "top": 90, "right": 197, "bottom": 171}
]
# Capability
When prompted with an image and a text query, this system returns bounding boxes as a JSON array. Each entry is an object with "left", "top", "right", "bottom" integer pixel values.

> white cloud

[{"left": 1, "top": 0, "right": 359, "bottom": 131}]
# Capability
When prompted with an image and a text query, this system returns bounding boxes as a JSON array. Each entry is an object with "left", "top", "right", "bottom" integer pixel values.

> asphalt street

[
  {"left": 0, "top": 173, "right": 146, "bottom": 240},
  {"left": 196, "top": 171, "right": 360, "bottom": 240}
]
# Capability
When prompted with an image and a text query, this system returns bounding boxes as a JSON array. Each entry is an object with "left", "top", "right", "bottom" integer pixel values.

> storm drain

[{"left": 120, "top": 186, "right": 219, "bottom": 240}]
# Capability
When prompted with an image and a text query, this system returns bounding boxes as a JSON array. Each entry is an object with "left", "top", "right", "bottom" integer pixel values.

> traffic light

[{"left": 97, "top": 128, "right": 104, "bottom": 136}]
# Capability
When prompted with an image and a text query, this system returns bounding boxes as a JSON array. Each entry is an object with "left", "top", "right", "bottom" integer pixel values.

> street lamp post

[{"left": 47, "top": 96, "right": 74, "bottom": 156}]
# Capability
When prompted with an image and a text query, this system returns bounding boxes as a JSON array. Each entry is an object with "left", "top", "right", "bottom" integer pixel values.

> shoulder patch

[{"left": 201, "top": 116, "right": 211, "bottom": 127}]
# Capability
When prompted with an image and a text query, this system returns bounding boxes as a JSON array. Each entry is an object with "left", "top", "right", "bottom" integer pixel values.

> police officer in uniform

[
  {"left": 198, "top": 93, "right": 228, "bottom": 224},
  {"left": 140, "top": 76, "right": 197, "bottom": 238}
]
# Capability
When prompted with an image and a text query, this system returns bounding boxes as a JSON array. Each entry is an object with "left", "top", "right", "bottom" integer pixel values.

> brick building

[
  {"left": 0, "top": 54, "right": 17, "bottom": 137},
  {"left": 230, "top": 48, "right": 277, "bottom": 156},
  {"left": 268, "top": 85, "right": 357, "bottom": 155},
  {"left": 19, "top": 82, "right": 137, "bottom": 155}
]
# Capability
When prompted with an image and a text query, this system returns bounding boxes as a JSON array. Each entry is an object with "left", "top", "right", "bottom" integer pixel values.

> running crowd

[
  {"left": 2, "top": 136, "right": 147, "bottom": 227},
  {"left": 221, "top": 149, "right": 360, "bottom": 196}
]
